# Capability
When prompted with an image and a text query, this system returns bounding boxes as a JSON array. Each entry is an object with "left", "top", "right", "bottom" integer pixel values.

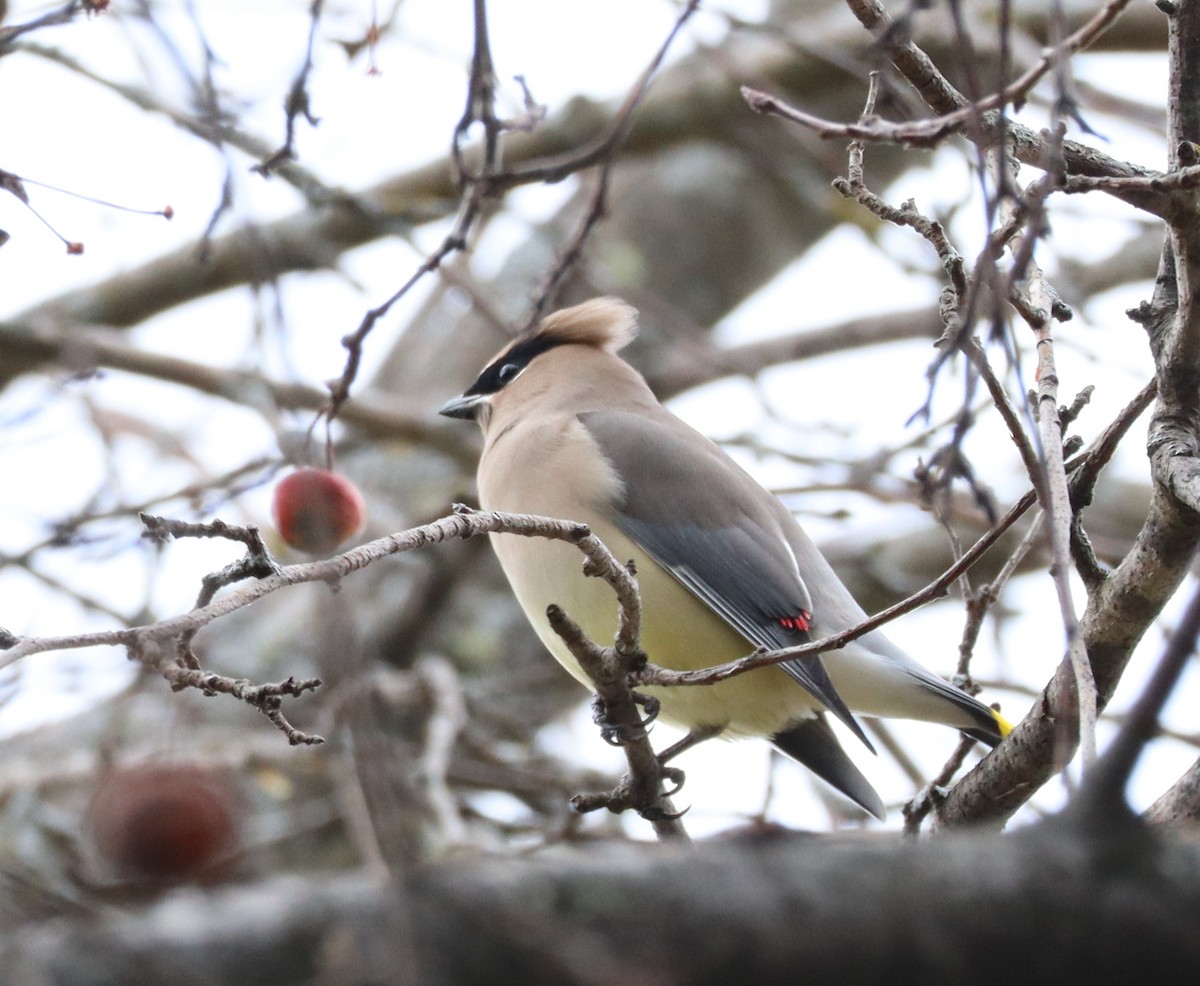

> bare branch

[
  {"left": 0, "top": 0, "right": 100, "bottom": 53},
  {"left": 254, "top": 0, "right": 325, "bottom": 176},
  {"left": 1, "top": 508, "right": 635, "bottom": 667},
  {"left": 320, "top": 0, "right": 702, "bottom": 426},
  {"left": 750, "top": 0, "right": 1135, "bottom": 150},
  {"left": 547, "top": 604, "right": 688, "bottom": 842},
  {"left": 0, "top": 319, "right": 474, "bottom": 462},
  {"left": 157, "top": 666, "right": 323, "bottom": 746}
]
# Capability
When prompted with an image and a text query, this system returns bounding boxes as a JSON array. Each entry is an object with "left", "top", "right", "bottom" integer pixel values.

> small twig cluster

[{"left": 319, "top": 0, "right": 702, "bottom": 440}]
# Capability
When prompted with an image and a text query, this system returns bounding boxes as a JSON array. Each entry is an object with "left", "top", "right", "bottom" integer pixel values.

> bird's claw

[
  {"left": 632, "top": 692, "right": 660, "bottom": 727},
  {"left": 601, "top": 724, "right": 639, "bottom": 746},
  {"left": 591, "top": 692, "right": 659, "bottom": 745},
  {"left": 638, "top": 802, "right": 690, "bottom": 822},
  {"left": 659, "top": 765, "right": 686, "bottom": 797}
]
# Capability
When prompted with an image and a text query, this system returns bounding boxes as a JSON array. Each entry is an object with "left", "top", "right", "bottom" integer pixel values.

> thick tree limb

[{"left": 3, "top": 819, "right": 1198, "bottom": 985}]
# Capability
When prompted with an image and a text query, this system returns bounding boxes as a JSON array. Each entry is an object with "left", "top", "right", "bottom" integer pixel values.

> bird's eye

[{"left": 497, "top": 362, "right": 521, "bottom": 384}]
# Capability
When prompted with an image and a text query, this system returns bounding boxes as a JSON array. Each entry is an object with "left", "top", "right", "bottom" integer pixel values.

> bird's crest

[{"left": 532, "top": 297, "right": 638, "bottom": 354}]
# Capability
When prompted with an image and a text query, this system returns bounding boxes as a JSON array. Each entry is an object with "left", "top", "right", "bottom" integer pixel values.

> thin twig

[
  {"left": 747, "top": 0, "right": 1132, "bottom": 148},
  {"left": 140, "top": 512, "right": 280, "bottom": 673},
  {"left": 321, "top": 0, "right": 701, "bottom": 426},
  {"left": 0, "top": 0, "right": 98, "bottom": 53},
  {"left": 753, "top": 0, "right": 1160, "bottom": 219},
  {"left": 254, "top": 0, "right": 326, "bottom": 175},
  {"left": 1019, "top": 235, "right": 1098, "bottom": 773},
  {"left": 902, "top": 733, "right": 978, "bottom": 834},
  {"left": 636, "top": 488, "right": 1039, "bottom": 690},
  {"left": 158, "top": 666, "right": 324, "bottom": 746}
]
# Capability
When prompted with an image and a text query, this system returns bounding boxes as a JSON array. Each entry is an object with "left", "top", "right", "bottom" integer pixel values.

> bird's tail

[
  {"left": 898, "top": 665, "right": 1014, "bottom": 747},
  {"left": 961, "top": 705, "right": 1013, "bottom": 747},
  {"left": 772, "top": 714, "right": 886, "bottom": 820}
]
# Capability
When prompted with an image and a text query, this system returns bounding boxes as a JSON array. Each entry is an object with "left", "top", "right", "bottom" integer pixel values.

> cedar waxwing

[{"left": 440, "top": 298, "right": 1011, "bottom": 819}]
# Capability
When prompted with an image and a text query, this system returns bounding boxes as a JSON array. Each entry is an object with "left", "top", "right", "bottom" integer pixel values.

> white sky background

[{"left": 0, "top": 1, "right": 1191, "bottom": 836}]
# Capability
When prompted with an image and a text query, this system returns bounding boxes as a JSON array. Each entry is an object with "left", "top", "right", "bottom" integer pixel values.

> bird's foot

[
  {"left": 590, "top": 691, "right": 659, "bottom": 745},
  {"left": 570, "top": 769, "right": 689, "bottom": 820}
]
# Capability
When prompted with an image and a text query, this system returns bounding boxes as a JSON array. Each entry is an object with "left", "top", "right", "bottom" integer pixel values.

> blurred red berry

[
  {"left": 87, "top": 763, "right": 240, "bottom": 884},
  {"left": 271, "top": 467, "right": 366, "bottom": 554}
]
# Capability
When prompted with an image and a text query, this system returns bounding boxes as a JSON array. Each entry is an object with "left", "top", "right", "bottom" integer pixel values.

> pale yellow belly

[{"left": 489, "top": 518, "right": 820, "bottom": 739}]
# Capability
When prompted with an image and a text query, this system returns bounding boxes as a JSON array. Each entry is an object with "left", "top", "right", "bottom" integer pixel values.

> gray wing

[{"left": 581, "top": 409, "right": 872, "bottom": 751}]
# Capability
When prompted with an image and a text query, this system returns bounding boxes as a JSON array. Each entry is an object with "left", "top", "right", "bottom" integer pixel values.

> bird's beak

[{"left": 439, "top": 393, "right": 486, "bottom": 420}]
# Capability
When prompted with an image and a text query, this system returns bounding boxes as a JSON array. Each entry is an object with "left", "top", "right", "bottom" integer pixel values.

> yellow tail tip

[{"left": 992, "top": 708, "right": 1014, "bottom": 738}]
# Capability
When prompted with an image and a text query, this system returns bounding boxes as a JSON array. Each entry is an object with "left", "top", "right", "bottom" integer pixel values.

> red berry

[
  {"left": 86, "top": 764, "right": 240, "bottom": 884},
  {"left": 271, "top": 468, "right": 366, "bottom": 554}
]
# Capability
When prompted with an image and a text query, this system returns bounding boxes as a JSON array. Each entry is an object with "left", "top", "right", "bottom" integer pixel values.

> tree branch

[{"left": 6, "top": 822, "right": 1199, "bottom": 985}]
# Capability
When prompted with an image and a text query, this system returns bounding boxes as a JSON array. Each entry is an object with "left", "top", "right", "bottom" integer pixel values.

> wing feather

[{"left": 582, "top": 409, "right": 872, "bottom": 751}]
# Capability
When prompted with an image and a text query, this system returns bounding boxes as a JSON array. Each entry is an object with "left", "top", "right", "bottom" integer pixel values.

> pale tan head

[{"left": 438, "top": 298, "right": 647, "bottom": 432}]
